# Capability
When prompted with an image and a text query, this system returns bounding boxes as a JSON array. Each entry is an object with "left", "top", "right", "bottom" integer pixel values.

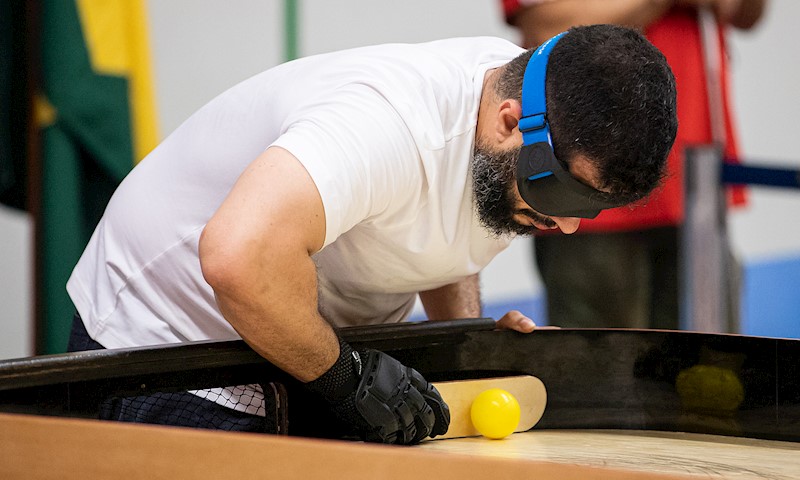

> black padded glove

[{"left": 306, "top": 338, "right": 450, "bottom": 445}]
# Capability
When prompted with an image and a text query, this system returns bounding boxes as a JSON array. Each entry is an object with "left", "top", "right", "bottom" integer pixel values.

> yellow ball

[{"left": 470, "top": 388, "right": 521, "bottom": 439}]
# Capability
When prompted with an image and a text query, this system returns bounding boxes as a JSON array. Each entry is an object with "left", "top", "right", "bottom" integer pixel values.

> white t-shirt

[{"left": 67, "top": 37, "right": 524, "bottom": 349}]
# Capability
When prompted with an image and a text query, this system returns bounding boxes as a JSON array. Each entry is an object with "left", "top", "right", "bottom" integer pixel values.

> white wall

[
  {"left": 147, "top": 0, "right": 284, "bottom": 135},
  {"left": 1, "top": 0, "right": 798, "bottom": 358},
  {"left": 0, "top": 205, "right": 33, "bottom": 359},
  {"left": 728, "top": 0, "right": 800, "bottom": 261}
]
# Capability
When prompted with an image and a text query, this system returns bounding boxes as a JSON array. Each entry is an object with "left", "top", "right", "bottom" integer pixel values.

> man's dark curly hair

[{"left": 494, "top": 24, "right": 678, "bottom": 205}]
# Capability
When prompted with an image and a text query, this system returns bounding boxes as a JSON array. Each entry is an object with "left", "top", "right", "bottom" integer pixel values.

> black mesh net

[
  {"left": 67, "top": 314, "right": 287, "bottom": 434},
  {"left": 99, "top": 383, "right": 284, "bottom": 433}
]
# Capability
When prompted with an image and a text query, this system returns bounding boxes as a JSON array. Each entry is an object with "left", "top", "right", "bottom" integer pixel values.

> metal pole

[{"left": 681, "top": 146, "right": 728, "bottom": 333}]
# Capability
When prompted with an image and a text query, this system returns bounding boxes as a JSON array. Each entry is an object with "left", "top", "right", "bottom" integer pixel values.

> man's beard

[{"left": 471, "top": 138, "right": 555, "bottom": 237}]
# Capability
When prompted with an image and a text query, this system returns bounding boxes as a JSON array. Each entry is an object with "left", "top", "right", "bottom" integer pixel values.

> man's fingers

[
  {"left": 409, "top": 368, "right": 451, "bottom": 438},
  {"left": 495, "top": 310, "right": 536, "bottom": 333}
]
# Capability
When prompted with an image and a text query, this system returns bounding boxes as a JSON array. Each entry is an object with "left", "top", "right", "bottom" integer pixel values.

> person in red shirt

[{"left": 501, "top": 0, "right": 767, "bottom": 329}]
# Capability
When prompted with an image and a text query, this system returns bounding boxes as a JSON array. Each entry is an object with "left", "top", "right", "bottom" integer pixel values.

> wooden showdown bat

[{"left": 429, "top": 375, "right": 547, "bottom": 440}]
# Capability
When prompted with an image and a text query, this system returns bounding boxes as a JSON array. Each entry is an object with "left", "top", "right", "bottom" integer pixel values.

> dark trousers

[
  {"left": 67, "top": 313, "right": 268, "bottom": 431},
  {"left": 534, "top": 227, "right": 680, "bottom": 330}
]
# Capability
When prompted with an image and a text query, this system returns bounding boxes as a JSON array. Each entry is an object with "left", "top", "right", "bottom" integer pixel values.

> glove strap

[{"left": 306, "top": 337, "right": 362, "bottom": 402}]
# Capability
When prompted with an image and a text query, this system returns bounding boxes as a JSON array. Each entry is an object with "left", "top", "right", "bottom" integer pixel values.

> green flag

[{"left": 38, "top": 0, "right": 158, "bottom": 353}]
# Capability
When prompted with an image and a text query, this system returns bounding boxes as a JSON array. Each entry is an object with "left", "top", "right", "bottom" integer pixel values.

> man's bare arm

[
  {"left": 512, "top": 0, "right": 675, "bottom": 47},
  {"left": 418, "top": 274, "right": 482, "bottom": 320},
  {"left": 514, "top": 0, "right": 768, "bottom": 48},
  {"left": 199, "top": 146, "right": 337, "bottom": 382},
  {"left": 419, "top": 275, "right": 538, "bottom": 332}
]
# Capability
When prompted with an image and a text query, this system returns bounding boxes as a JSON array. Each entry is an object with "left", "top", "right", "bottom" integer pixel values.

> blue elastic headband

[
  {"left": 515, "top": 31, "right": 626, "bottom": 219},
  {"left": 519, "top": 31, "right": 566, "bottom": 148}
]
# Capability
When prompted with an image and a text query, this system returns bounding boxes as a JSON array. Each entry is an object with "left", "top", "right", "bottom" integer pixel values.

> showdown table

[{"left": 1, "top": 319, "right": 799, "bottom": 478}]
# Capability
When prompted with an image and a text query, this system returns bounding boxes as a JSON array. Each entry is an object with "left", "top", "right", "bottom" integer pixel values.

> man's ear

[{"left": 496, "top": 99, "right": 523, "bottom": 147}]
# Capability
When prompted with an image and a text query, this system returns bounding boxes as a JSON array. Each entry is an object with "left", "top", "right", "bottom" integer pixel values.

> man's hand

[
  {"left": 496, "top": 310, "right": 540, "bottom": 333},
  {"left": 675, "top": 0, "right": 766, "bottom": 29},
  {"left": 306, "top": 338, "right": 450, "bottom": 445}
]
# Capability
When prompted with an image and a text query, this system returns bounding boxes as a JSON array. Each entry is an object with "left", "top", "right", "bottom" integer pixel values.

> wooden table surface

[
  {"left": 420, "top": 429, "right": 800, "bottom": 480},
  {"left": 3, "top": 412, "right": 799, "bottom": 480}
]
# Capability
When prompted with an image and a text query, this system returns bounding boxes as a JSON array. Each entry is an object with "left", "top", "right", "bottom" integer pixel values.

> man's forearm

[
  {"left": 209, "top": 250, "right": 340, "bottom": 383},
  {"left": 513, "top": 0, "right": 675, "bottom": 47},
  {"left": 418, "top": 274, "right": 481, "bottom": 320}
]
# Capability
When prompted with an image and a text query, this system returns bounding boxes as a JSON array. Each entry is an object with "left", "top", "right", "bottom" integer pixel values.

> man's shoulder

[
  {"left": 326, "top": 36, "right": 522, "bottom": 64},
  {"left": 409, "top": 36, "right": 523, "bottom": 60}
]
